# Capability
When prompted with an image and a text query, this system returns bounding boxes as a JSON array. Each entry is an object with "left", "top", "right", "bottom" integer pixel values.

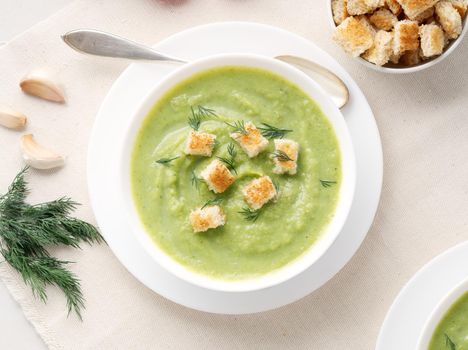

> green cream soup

[
  {"left": 429, "top": 292, "right": 468, "bottom": 350},
  {"left": 131, "top": 66, "right": 341, "bottom": 280}
]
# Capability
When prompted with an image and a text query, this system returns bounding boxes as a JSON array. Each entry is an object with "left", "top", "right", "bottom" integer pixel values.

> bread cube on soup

[
  {"left": 386, "top": 0, "right": 403, "bottom": 15},
  {"left": 333, "top": 17, "right": 375, "bottom": 57},
  {"left": 395, "top": 0, "right": 439, "bottom": 19},
  {"left": 242, "top": 176, "right": 277, "bottom": 210},
  {"left": 347, "top": 0, "right": 381, "bottom": 15},
  {"left": 362, "top": 30, "right": 394, "bottom": 66},
  {"left": 369, "top": 8, "right": 399, "bottom": 30},
  {"left": 419, "top": 24, "right": 445, "bottom": 57},
  {"left": 447, "top": 0, "right": 468, "bottom": 17},
  {"left": 201, "top": 159, "right": 235, "bottom": 193},
  {"left": 230, "top": 121, "right": 268, "bottom": 158},
  {"left": 184, "top": 130, "right": 216, "bottom": 157},
  {"left": 393, "top": 20, "right": 420, "bottom": 55},
  {"left": 272, "top": 139, "right": 299, "bottom": 175},
  {"left": 435, "top": 1, "right": 463, "bottom": 39},
  {"left": 190, "top": 205, "right": 226, "bottom": 233}
]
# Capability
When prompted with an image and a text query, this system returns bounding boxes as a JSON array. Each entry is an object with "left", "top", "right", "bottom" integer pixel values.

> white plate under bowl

[
  {"left": 87, "top": 21, "right": 383, "bottom": 314},
  {"left": 376, "top": 241, "right": 468, "bottom": 350}
]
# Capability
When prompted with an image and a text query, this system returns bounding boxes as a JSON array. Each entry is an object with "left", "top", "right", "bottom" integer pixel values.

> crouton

[
  {"left": 190, "top": 205, "right": 226, "bottom": 232},
  {"left": 184, "top": 130, "right": 216, "bottom": 157},
  {"left": 230, "top": 121, "right": 268, "bottom": 158},
  {"left": 362, "top": 30, "right": 394, "bottom": 65},
  {"left": 201, "top": 160, "right": 235, "bottom": 193},
  {"left": 272, "top": 139, "right": 299, "bottom": 175},
  {"left": 333, "top": 17, "right": 375, "bottom": 56},
  {"left": 242, "top": 176, "right": 277, "bottom": 210},
  {"left": 447, "top": 0, "right": 468, "bottom": 16},
  {"left": 396, "top": 0, "right": 440, "bottom": 18},
  {"left": 420, "top": 24, "right": 445, "bottom": 57},
  {"left": 409, "top": 6, "right": 435, "bottom": 22},
  {"left": 386, "top": 0, "right": 403, "bottom": 15},
  {"left": 400, "top": 49, "right": 421, "bottom": 64},
  {"left": 393, "top": 20, "right": 420, "bottom": 55},
  {"left": 347, "top": 0, "right": 381, "bottom": 15},
  {"left": 332, "top": 0, "right": 349, "bottom": 25},
  {"left": 369, "top": 8, "right": 399, "bottom": 29},
  {"left": 435, "top": 1, "right": 463, "bottom": 39},
  {"left": 389, "top": 51, "right": 402, "bottom": 63}
]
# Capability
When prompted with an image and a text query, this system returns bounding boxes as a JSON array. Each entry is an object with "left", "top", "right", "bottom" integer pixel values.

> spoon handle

[{"left": 61, "top": 29, "right": 186, "bottom": 63}]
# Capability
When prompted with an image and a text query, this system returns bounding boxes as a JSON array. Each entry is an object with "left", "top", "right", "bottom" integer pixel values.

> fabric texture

[{"left": 0, "top": 0, "right": 467, "bottom": 349}]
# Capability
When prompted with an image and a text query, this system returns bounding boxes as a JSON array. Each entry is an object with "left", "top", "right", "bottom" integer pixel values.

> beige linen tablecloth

[{"left": 0, "top": 0, "right": 467, "bottom": 349}]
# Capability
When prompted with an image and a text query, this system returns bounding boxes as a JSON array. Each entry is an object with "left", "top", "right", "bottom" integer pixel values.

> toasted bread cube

[
  {"left": 396, "top": 0, "right": 439, "bottom": 18},
  {"left": 410, "top": 6, "right": 434, "bottom": 22},
  {"left": 242, "top": 176, "right": 277, "bottom": 210},
  {"left": 347, "top": 0, "right": 381, "bottom": 15},
  {"left": 272, "top": 139, "right": 299, "bottom": 175},
  {"left": 357, "top": 15, "right": 377, "bottom": 36},
  {"left": 230, "top": 122, "right": 268, "bottom": 158},
  {"left": 435, "top": 1, "right": 463, "bottom": 39},
  {"left": 369, "top": 8, "right": 399, "bottom": 29},
  {"left": 393, "top": 20, "right": 420, "bottom": 55},
  {"left": 389, "top": 51, "right": 402, "bottom": 63},
  {"left": 420, "top": 24, "right": 445, "bottom": 57},
  {"left": 333, "top": 17, "right": 375, "bottom": 56},
  {"left": 447, "top": 0, "right": 468, "bottom": 16},
  {"left": 184, "top": 131, "right": 216, "bottom": 157},
  {"left": 400, "top": 49, "right": 421, "bottom": 65},
  {"left": 332, "top": 0, "right": 350, "bottom": 25},
  {"left": 386, "top": 0, "right": 403, "bottom": 15},
  {"left": 362, "top": 30, "right": 394, "bottom": 66},
  {"left": 201, "top": 160, "right": 235, "bottom": 193},
  {"left": 190, "top": 205, "right": 226, "bottom": 233}
]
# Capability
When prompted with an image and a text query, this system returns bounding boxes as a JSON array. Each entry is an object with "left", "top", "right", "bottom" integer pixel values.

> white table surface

[{"left": 0, "top": 2, "right": 70, "bottom": 348}]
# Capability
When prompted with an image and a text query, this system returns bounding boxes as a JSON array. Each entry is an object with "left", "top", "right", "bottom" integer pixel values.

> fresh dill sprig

[
  {"left": 0, "top": 167, "right": 104, "bottom": 319},
  {"left": 217, "top": 143, "right": 238, "bottom": 174},
  {"left": 188, "top": 106, "right": 202, "bottom": 131},
  {"left": 273, "top": 179, "right": 280, "bottom": 193},
  {"left": 191, "top": 170, "right": 202, "bottom": 190},
  {"left": 154, "top": 156, "right": 179, "bottom": 166},
  {"left": 197, "top": 105, "right": 218, "bottom": 119},
  {"left": 188, "top": 105, "right": 218, "bottom": 131},
  {"left": 320, "top": 180, "right": 336, "bottom": 188},
  {"left": 258, "top": 123, "right": 292, "bottom": 139},
  {"left": 225, "top": 120, "right": 248, "bottom": 135},
  {"left": 201, "top": 197, "right": 222, "bottom": 210},
  {"left": 445, "top": 334, "right": 456, "bottom": 350},
  {"left": 239, "top": 207, "right": 260, "bottom": 222},
  {"left": 271, "top": 150, "right": 293, "bottom": 162}
]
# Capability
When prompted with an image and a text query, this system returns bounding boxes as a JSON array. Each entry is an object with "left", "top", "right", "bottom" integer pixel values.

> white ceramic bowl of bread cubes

[{"left": 329, "top": 0, "right": 468, "bottom": 73}]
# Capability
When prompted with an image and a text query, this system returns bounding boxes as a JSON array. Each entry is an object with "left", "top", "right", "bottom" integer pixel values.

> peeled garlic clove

[
  {"left": 0, "top": 107, "right": 27, "bottom": 129},
  {"left": 20, "top": 134, "right": 65, "bottom": 170},
  {"left": 20, "top": 71, "right": 65, "bottom": 103}
]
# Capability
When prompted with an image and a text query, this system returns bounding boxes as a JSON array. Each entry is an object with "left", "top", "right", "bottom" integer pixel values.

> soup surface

[
  {"left": 429, "top": 291, "right": 468, "bottom": 350},
  {"left": 131, "top": 66, "right": 342, "bottom": 280}
]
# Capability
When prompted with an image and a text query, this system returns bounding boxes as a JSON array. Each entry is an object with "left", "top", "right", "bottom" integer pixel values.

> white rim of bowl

[
  {"left": 416, "top": 277, "right": 468, "bottom": 349},
  {"left": 118, "top": 53, "right": 356, "bottom": 292},
  {"left": 327, "top": 0, "right": 468, "bottom": 74}
]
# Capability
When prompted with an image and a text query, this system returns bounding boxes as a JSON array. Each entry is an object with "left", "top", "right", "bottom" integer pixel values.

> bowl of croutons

[{"left": 330, "top": 0, "right": 468, "bottom": 73}]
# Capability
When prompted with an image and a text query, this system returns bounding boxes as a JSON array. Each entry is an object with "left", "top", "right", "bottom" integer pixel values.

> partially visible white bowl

[
  {"left": 327, "top": 0, "right": 468, "bottom": 74},
  {"left": 118, "top": 53, "right": 356, "bottom": 292},
  {"left": 416, "top": 277, "right": 468, "bottom": 349}
]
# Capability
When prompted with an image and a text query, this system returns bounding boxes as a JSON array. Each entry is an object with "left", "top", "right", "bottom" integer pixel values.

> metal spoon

[{"left": 61, "top": 29, "right": 349, "bottom": 108}]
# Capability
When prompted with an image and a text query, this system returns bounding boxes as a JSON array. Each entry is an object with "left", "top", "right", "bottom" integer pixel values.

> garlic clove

[
  {"left": 20, "top": 71, "right": 66, "bottom": 103},
  {"left": 0, "top": 106, "right": 27, "bottom": 129},
  {"left": 20, "top": 134, "right": 65, "bottom": 170}
]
